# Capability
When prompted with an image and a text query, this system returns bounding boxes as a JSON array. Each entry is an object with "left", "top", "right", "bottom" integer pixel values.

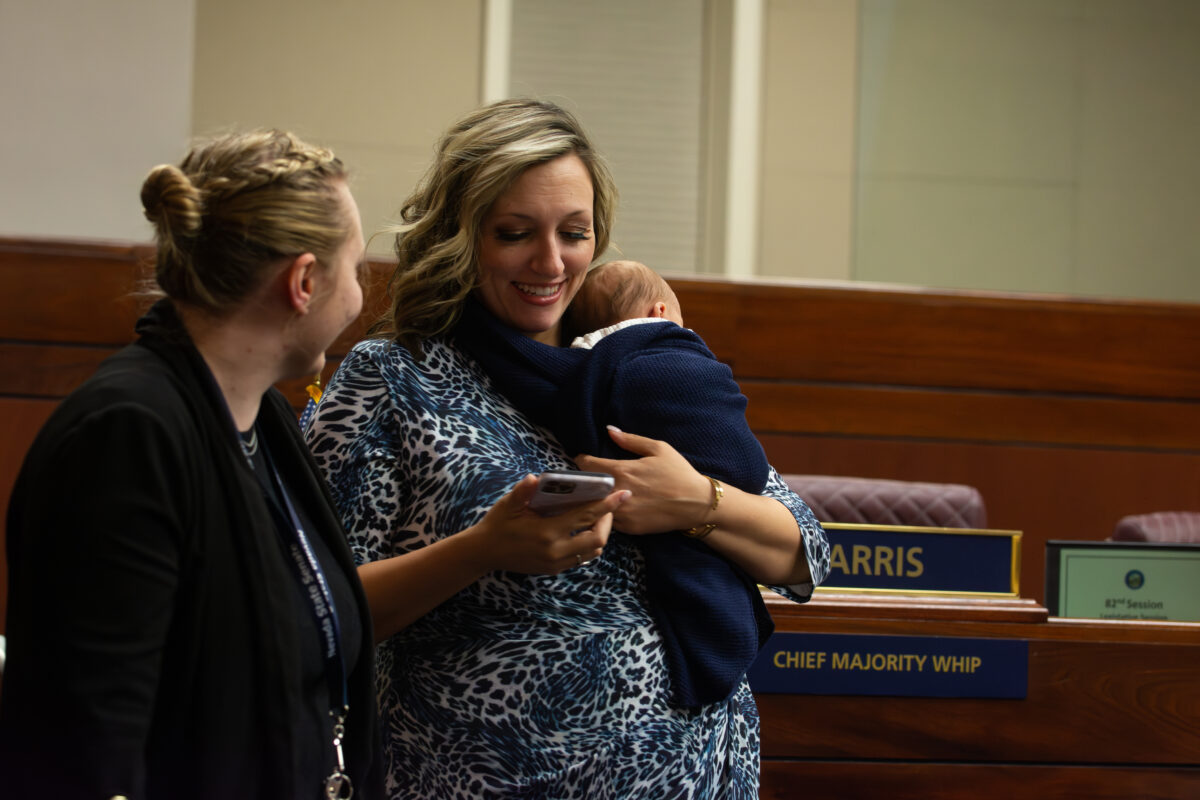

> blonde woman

[
  {"left": 0, "top": 131, "right": 383, "bottom": 799},
  {"left": 308, "top": 99, "right": 830, "bottom": 798}
]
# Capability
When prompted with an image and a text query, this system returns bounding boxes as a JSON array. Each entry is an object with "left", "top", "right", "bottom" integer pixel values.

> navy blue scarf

[{"left": 453, "top": 297, "right": 773, "bottom": 707}]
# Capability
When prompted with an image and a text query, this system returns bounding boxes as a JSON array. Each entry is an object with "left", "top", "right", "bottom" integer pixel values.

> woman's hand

[
  {"left": 574, "top": 426, "right": 712, "bottom": 535},
  {"left": 360, "top": 474, "right": 629, "bottom": 641},
  {"left": 576, "top": 426, "right": 811, "bottom": 586},
  {"left": 466, "top": 474, "right": 629, "bottom": 574}
]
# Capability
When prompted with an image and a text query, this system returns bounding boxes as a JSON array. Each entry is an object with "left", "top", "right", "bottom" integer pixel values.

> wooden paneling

[
  {"left": 744, "top": 382, "right": 1200, "bottom": 450},
  {"left": 0, "top": 398, "right": 58, "bottom": 626},
  {"left": 759, "top": 637, "right": 1200, "bottom": 763},
  {"left": 4, "top": 238, "right": 1199, "bottom": 797},
  {"left": 757, "top": 594, "right": 1200, "bottom": 797},
  {"left": 803, "top": 591, "right": 1048, "bottom": 624},
  {"left": 0, "top": 239, "right": 150, "bottom": 344},
  {"left": 0, "top": 239, "right": 387, "bottom": 403},
  {"left": 1, "top": 344, "right": 117, "bottom": 398},
  {"left": 667, "top": 275, "right": 1200, "bottom": 606},
  {"left": 678, "top": 278, "right": 1200, "bottom": 398},
  {"left": 760, "top": 434, "right": 1200, "bottom": 603},
  {"left": 4, "top": 236, "right": 1199, "bottom": 616},
  {"left": 761, "top": 763, "right": 1200, "bottom": 800}
]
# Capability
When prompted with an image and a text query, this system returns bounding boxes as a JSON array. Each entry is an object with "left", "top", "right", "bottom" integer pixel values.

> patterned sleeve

[
  {"left": 760, "top": 466, "right": 831, "bottom": 602},
  {"left": 304, "top": 343, "right": 411, "bottom": 567}
]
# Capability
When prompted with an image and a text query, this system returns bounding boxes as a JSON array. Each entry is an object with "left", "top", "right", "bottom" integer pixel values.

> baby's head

[{"left": 565, "top": 260, "right": 683, "bottom": 340}]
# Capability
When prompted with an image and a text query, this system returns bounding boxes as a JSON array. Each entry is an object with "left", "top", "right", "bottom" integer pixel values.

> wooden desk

[{"left": 757, "top": 592, "right": 1200, "bottom": 799}]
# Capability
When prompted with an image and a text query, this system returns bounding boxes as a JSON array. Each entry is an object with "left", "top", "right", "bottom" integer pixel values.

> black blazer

[{"left": 0, "top": 300, "right": 383, "bottom": 798}]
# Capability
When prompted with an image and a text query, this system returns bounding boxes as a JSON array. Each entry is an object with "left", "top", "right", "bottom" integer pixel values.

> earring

[{"left": 305, "top": 372, "right": 323, "bottom": 404}]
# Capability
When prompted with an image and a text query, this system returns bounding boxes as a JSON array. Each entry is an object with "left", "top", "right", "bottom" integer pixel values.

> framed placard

[
  {"left": 748, "top": 632, "right": 1028, "bottom": 699},
  {"left": 815, "top": 523, "right": 1021, "bottom": 596},
  {"left": 1045, "top": 540, "right": 1200, "bottom": 622}
]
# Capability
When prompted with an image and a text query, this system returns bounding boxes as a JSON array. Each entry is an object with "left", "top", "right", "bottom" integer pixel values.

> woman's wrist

[
  {"left": 683, "top": 475, "right": 723, "bottom": 540},
  {"left": 457, "top": 520, "right": 500, "bottom": 576}
]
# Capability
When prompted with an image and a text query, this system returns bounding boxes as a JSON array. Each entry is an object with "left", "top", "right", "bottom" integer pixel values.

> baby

[
  {"left": 456, "top": 258, "right": 772, "bottom": 706},
  {"left": 559, "top": 260, "right": 774, "bottom": 705},
  {"left": 563, "top": 259, "right": 684, "bottom": 345}
]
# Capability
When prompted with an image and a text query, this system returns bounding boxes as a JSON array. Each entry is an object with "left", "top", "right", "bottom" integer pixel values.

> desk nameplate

[
  {"left": 749, "top": 631, "right": 1029, "bottom": 699},
  {"left": 1046, "top": 540, "right": 1200, "bottom": 622},
  {"left": 816, "top": 522, "right": 1021, "bottom": 596}
]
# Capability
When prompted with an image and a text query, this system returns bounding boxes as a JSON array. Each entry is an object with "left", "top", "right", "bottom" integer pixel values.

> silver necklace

[{"left": 239, "top": 426, "right": 259, "bottom": 459}]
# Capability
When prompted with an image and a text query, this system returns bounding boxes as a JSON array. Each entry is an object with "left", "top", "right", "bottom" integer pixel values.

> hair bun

[{"left": 141, "top": 164, "right": 202, "bottom": 241}]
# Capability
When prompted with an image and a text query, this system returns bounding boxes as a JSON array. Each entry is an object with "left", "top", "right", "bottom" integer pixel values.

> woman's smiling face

[{"left": 475, "top": 153, "right": 596, "bottom": 345}]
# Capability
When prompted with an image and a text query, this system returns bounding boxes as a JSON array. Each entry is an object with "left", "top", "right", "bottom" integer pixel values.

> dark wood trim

[
  {"left": 758, "top": 595, "right": 1200, "bottom": 772},
  {"left": 744, "top": 382, "right": 1200, "bottom": 451},
  {"left": 0, "top": 344, "right": 118, "bottom": 398},
  {"left": 0, "top": 241, "right": 149, "bottom": 344},
  {"left": 761, "top": 762, "right": 1200, "bottom": 800},
  {"left": 774, "top": 591, "right": 1050, "bottom": 625},
  {"left": 766, "top": 591, "right": 1200, "bottom": 645},
  {"left": 670, "top": 276, "right": 1200, "bottom": 398}
]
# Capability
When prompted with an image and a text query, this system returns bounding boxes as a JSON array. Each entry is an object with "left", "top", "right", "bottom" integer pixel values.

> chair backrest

[
  {"left": 782, "top": 474, "right": 988, "bottom": 529},
  {"left": 1111, "top": 511, "right": 1200, "bottom": 543}
]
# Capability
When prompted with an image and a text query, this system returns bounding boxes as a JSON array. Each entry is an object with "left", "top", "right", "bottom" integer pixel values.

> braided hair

[{"left": 140, "top": 129, "right": 347, "bottom": 313}]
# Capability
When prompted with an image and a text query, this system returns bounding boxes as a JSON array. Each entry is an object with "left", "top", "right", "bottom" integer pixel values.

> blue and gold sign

[
  {"left": 818, "top": 523, "right": 1021, "bottom": 596},
  {"left": 749, "top": 632, "right": 1029, "bottom": 699}
]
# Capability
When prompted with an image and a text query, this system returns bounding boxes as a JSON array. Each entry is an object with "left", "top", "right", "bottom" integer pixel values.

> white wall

[
  {"left": 508, "top": 0, "right": 706, "bottom": 273},
  {"left": 0, "top": 0, "right": 195, "bottom": 241},
  {"left": 3, "top": 0, "right": 1197, "bottom": 304},
  {"left": 0, "top": 0, "right": 479, "bottom": 252},
  {"left": 851, "top": 0, "right": 1200, "bottom": 301},
  {"left": 191, "top": 0, "right": 482, "bottom": 255},
  {"left": 761, "top": 0, "right": 858, "bottom": 282},
  {"left": 759, "top": 0, "right": 1200, "bottom": 304}
]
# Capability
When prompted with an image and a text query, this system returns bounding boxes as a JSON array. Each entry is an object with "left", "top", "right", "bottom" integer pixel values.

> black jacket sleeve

[{"left": 1, "top": 400, "right": 191, "bottom": 798}]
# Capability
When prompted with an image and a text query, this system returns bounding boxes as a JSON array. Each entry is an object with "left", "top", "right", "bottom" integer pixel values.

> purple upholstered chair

[
  {"left": 781, "top": 474, "right": 988, "bottom": 529},
  {"left": 1111, "top": 512, "right": 1200, "bottom": 544}
]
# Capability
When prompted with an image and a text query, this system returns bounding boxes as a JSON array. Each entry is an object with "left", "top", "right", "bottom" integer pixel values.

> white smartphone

[{"left": 528, "top": 470, "right": 615, "bottom": 516}]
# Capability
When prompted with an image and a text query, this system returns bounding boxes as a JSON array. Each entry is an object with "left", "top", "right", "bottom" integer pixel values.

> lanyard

[{"left": 258, "top": 437, "right": 354, "bottom": 799}]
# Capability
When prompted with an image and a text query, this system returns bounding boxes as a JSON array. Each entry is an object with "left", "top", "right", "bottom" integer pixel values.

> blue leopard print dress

[{"left": 306, "top": 337, "right": 831, "bottom": 800}]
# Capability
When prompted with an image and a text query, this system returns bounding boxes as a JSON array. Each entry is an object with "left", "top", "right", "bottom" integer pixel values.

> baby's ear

[{"left": 649, "top": 301, "right": 668, "bottom": 318}]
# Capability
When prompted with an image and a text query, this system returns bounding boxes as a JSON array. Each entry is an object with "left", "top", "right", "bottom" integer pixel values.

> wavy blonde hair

[
  {"left": 140, "top": 129, "right": 348, "bottom": 314},
  {"left": 371, "top": 99, "right": 618, "bottom": 355}
]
